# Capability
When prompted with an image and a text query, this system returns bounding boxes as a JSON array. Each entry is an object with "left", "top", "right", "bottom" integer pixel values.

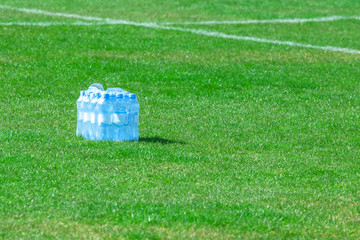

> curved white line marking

[
  {"left": 0, "top": 21, "right": 101, "bottom": 26},
  {"left": 0, "top": 5, "right": 359, "bottom": 54},
  {"left": 0, "top": 4, "right": 105, "bottom": 21},
  {"left": 161, "top": 16, "right": 360, "bottom": 25},
  {"left": 0, "top": 4, "right": 158, "bottom": 27}
]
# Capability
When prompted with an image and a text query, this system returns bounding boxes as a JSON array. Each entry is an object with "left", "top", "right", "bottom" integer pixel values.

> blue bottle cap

[
  {"left": 104, "top": 93, "right": 110, "bottom": 99},
  {"left": 81, "top": 91, "right": 85, "bottom": 96},
  {"left": 124, "top": 94, "right": 130, "bottom": 99},
  {"left": 116, "top": 93, "right": 124, "bottom": 98},
  {"left": 130, "top": 94, "right": 136, "bottom": 99}
]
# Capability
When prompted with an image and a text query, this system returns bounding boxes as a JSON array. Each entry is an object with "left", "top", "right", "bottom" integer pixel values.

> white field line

[
  {"left": 0, "top": 4, "right": 105, "bottom": 21},
  {"left": 2, "top": 4, "right": 359, "bottom": 26},
  {"left": 0, "top": 21, "right": 107, "bottom": 26},
  {"left": 0, "top": 4, "right": 359, "bottom": 54},
  {"left": 0, "top": 4, "right": 158, "bottom": 27},
  {"left": 161, "top": 16, "right": 360, "bottom": 25},
  {"left": 162, "top": 26, "right": 360, "bottom": 54}
]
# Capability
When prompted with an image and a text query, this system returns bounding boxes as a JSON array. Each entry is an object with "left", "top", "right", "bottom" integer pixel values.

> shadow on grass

[{"left": 139, "top": 136, "right": 186, "bottom": 145}]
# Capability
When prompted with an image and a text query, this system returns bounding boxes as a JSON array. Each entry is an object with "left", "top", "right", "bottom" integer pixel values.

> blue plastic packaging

[
  {"left": 82, "top": 92, "right": 91, "bottom": 139},
  {"left": 96, "top": 93, "right": 112, "bottom": 140},
  {"left": 112, "top": 93, "right": 128, "bottom": 141},
  {"left": 89, "top": 92, "right": 101, "bottom": 140},
  {"left": 76, "top": 83, "right": 140, "bottom": 141}
]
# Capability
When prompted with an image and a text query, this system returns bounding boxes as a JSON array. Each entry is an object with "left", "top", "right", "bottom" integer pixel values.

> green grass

[{"left": 1, "top": 0, "right": 360, "bottom": 239}]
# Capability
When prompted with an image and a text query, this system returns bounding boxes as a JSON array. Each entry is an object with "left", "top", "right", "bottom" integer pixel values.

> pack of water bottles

[{"left": 76, "top": 83, "right": 140, "bottom": 141}]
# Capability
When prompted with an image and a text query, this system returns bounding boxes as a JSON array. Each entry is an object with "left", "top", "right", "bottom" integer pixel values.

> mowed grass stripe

[
  {"left": 0, "top": 4, "right": 359, "bottom": 54},
  {"left": 1, "top": 0, "right": 360, "bottom": 21},
  {"left": 0, "top": 0, "right": 360, "bottom": 239}
]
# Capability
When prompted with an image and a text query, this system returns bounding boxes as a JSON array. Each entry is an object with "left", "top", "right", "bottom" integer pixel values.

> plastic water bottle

[
  {"left": 89, "top": 92, "right": 101, "bottom": 140},
  {"left": 94, "top": 93, "right": 103, "bottom": 140},
  {"left": 108, "top": 93, "right": 117, "bottom": 140},
  {"left": 96, "top": 93, "right": 113, "bottom": 140},
  {"left": 129, "top": 94, "right": 140, "bottom": 141},
  {"left": 122, "top": 94, "right": 131, "bottom": 140},
  {"left": 82, "top": 92, "right": 91, "bottom": 139},
  {"left": 77, "top": 84, "right": 139, "bottom": 141},
  {"left": 76, "top": 91, "right": 85, "bottom": 136},
  {"left": 112, "top": 93, "right": 128, "bottom": 141}
]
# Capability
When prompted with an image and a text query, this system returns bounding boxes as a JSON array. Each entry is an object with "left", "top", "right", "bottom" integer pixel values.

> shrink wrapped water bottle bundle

[{"left": 76, "top": 83, "right": 140, "bottom": 141}]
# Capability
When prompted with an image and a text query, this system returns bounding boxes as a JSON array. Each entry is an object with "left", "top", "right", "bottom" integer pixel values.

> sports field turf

[{"left": 1, "top": 0, "right": 360, "bottom": 239}]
